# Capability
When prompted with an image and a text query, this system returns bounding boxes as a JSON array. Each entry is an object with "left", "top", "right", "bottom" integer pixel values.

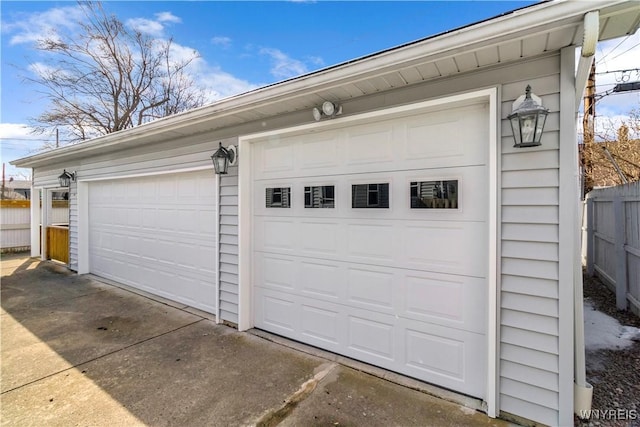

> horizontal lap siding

[
  {"left": 69, "top": 181, "right": 78, "bottom": 271},
  {"left": 219, "top": 168, "right": 239, "bottom": 324},
  {"left": 499, "top": 58, "right": 561, "bottom": 426}
]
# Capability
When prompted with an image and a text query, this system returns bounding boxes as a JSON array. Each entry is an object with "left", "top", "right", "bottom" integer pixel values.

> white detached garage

[{"left": 12, "top": 1, "right": 640, "bottom": 425}]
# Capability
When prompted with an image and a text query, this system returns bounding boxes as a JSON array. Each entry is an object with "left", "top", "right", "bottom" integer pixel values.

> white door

[
  {"left": 89, "top": 170, "right": 217, "bottom": 313},
  {"left": 251, "top": 102, "right": 489, "bottom": 398}
]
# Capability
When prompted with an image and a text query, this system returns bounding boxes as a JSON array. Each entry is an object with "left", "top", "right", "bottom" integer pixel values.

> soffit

[{"left": 12, "top": 0, "right": 640, "bottom": 168}]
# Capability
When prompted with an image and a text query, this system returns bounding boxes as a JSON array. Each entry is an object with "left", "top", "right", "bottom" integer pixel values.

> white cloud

[
  {"left": 212, "top": 36, "right": 232, "bottom": 48},
  {"left": 306, "top": 56, "right": 325, "bottom": 67},
  {"left": 259, "top": 47, "right": 309, "bottom": 80},
  {"left": 169, "top": 41, "right": 256, "bottom": 100},
  {"left": 3, "top": 6, "right": 83, "bottom": 46},
  {"left": 27, "top": 62, "right": 62, "bottom": 80},
  {"left": 155, "top": 12, "right": 181, "bottom": 23},
  {"left": 127, "top": 18, "right": 165, "bottom": 37},
  {"left": 0, "top": 123, "right": 37, "bottom": 139},
  {"left": 127, "top": 11, "right": 182, "bottom": 36}
]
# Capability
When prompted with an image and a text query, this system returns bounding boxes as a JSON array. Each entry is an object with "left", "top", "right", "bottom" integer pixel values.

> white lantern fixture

[
  {"left": 58, "top": 169, "right": 76, "bottom": 187},
  {"left": 211, "top": 142, "right": 237, "bottom": 175},
  {"left": 508, "top": 85, "right": 549, "bottom": 148}
]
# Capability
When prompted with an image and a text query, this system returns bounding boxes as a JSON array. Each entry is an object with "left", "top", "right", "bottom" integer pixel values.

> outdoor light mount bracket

[{"left": 227, "top": 144, "right": 238, "bottom": 166}]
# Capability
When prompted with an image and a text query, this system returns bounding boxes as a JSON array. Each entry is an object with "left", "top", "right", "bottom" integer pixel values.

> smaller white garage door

[{"left": 89, "top": 170, "right": 217, "bottom": 313}]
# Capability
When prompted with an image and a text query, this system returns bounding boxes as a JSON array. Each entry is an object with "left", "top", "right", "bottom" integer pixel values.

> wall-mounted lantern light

[
  {"left": 58, "top": 169, "right": 76, "bottom": 187},
  {"left": 312, "top": 101, "right": 343, "bottom": 121},
  {"left": 507, "top": 85, "right": 549, "bottom": 148},
  {"left": 211, "top": 142, "right": 238, "bottom": 175}
]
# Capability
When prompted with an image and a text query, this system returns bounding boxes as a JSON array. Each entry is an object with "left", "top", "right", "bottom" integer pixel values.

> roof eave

[{"left": 11, "top": 0, "right": 637, "bottom": 168}]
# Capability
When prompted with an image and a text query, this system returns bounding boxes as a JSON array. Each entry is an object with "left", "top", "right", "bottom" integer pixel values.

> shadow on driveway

[
  {"left": 1, "top": 254, "right": 512, "bottom": 427},
  {"left": 1, "top": 254, "right": 322, "bottom": 426}
]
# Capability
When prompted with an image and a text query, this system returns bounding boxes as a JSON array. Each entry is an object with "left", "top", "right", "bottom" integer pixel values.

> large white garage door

[
  {"left": 89, "top": 170, "right": 217, "bottom": 313},
  {"left": 252, "top": 102, "right": 489, "bottom": 398}
]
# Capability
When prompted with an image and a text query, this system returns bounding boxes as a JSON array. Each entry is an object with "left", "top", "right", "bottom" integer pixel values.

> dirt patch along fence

[{"left": 583, "top": 181, "right": 640, "bottom": 315}]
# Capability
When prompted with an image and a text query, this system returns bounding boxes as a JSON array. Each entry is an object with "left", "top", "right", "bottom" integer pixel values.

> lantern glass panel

[
  {"left": 509, "top": 117, "right": 522, "bottom": 146},
  {"left": 214, "top": 155, "right": 228, "bottom": 174},
  {"left": 519, "top": 113, "right": 538, "bottom": 145},
  {"left": 535, "top": 113, "right": 547, "bottom": 144}
]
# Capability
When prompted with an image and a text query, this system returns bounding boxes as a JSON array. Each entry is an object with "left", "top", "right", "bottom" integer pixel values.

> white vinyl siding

[
  {"left": 69, "top": 180, "right": 78, "bottom": 271},
  {"left": 219, "top": 167, "right": 239, "bottom": 324},
  {"left": 498, "top": 67, "right": 562, "bottom": 425}
]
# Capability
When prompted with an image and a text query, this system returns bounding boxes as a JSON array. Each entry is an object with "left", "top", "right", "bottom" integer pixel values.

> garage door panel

[
  {"left": 254, "top": 104, "right": 487, "bottom": 181},
  {"left": 301, "top": 304, "right": 341, "bottom": 345},
  {"left": 254, "top": 286, "right": 485, "bottom": 397},
  {"left": 255, "top": 253, "right": 484, "bottom": 333},
  {"left": 347, "top": 224, "right": 395, "bottom": 260},
  {"left": 255, "top": 218, "right": 485, "bottom": 277},
  {"left": 401, "top": 320, "right": 486, "bottom": 397},
  {"left": 403, "top": 222, "right": 487, "bottom": 277},
  {"left": 299, "top": 135, "right": 341, "bottom": 170},
  {"left": 345, "top": 125, "right": 394, "bottom": 166},
  {"left": 89, "top": 170, "right": 216, "bottom": 314},
  {"left": 252, "top": 102, "right": 489, "bottom": 398},
  {"left": 347, "top": 267, "right": 394, "bottom": 309},
  {"left": 299, "top": 261, "right": 341, "bottom": 299}
]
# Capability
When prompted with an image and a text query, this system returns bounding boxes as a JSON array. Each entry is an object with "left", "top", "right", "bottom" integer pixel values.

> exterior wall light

[
  {"left": 508, "top": 85, "right": 549, "bottom": 148},
  {"left": 211, "top": 142, "right": 238, "bottom": 174},
  {"left": 58, "top": 169, "right": 76, "bottom": 187},
  {"left": 312, "top": 101, "right": 343, "bottom": 121}
]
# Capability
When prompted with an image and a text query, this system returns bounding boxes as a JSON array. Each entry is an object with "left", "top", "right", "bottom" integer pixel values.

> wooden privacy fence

[
  {"left": 583, "top": 181, "right": 640, "bottom": 315},
  {"left": 46, "top": 225, "right": 69, "bottom": 264}
]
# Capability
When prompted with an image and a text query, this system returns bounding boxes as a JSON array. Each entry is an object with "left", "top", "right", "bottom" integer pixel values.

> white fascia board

[{"left": 11, "top": 0, "right": 630, "bottom": 169}]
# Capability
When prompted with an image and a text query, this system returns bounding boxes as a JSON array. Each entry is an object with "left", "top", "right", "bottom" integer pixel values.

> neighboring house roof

[
  {"left": 5, "top": 179, "right": 31, "bottom": 190},
  {"left": 11, "top": 0, "right": 640, "bottom": 169}
]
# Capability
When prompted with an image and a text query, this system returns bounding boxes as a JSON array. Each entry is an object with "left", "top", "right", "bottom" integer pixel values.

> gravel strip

[{"left": 575, "top": 273, "right": 640, "bottom": 427}]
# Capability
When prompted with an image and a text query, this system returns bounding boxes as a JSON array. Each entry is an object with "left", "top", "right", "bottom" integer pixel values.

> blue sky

[{"left": 1, "top": 1, "right": 639, "bottom": 179}]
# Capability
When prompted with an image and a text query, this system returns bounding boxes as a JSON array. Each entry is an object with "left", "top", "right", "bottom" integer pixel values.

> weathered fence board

[
  {"left": 583, "top": 181, "right": 640, "bottom": 316},
  {"left": 46, "top": 226, "right": 69, "bottom": 264}
]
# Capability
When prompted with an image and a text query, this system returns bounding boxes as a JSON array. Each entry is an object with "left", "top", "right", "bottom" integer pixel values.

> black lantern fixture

[
  {"left": 58, "top": 169, "right": 76, "bottom": 187},
  {"left": 507, "top": 85, "right": 549, "bottom": 148},
  {"left": 211, "top": 142, "right": 237, "bottom": 175}
]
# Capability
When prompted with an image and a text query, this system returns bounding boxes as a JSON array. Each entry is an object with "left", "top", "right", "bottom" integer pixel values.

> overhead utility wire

[
  {"left": 596, "top": 35, "right": 630, "bottom": 64},
  {"left": 595, "top": 68, "right": 640, "bottom": 75},
  {"left": 606, "top": 42, "right": 640, "bottom": 62}
]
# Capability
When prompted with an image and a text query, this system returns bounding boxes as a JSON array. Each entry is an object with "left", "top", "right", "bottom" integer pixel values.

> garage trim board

[{"left": 238, "top": 88, "right": 499, "bottom": 413}]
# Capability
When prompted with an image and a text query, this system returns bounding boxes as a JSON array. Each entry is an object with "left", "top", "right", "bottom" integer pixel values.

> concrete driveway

[{"left": 1, "top": 254, "right": 512, "bottom": 427}]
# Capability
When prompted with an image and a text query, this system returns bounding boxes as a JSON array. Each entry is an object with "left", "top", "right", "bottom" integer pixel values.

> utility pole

[
  {"left": 583, "top": 60, "right": 596, "bottom": 145},
  {"left": 582, "top": 61, "right": 596, "bottom": 196}
]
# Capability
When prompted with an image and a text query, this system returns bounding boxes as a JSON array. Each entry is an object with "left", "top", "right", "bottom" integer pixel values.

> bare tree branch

[{"left": 26, "top": 1, "right": 205, "bottom": 145}]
